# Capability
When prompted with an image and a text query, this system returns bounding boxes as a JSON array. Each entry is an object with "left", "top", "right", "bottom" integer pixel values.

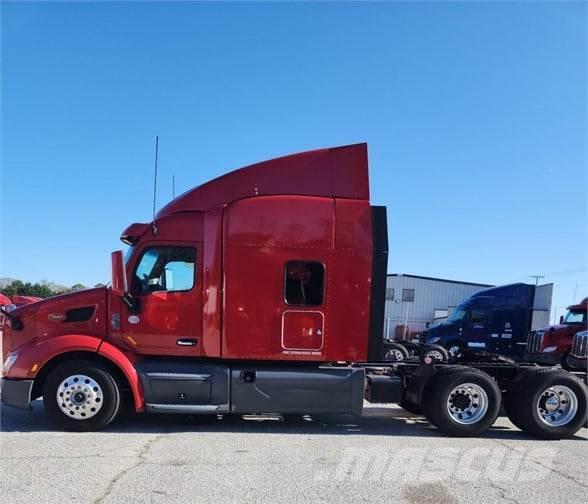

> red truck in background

[
  {"left": 1, "top": 143, "right": 587, "bottom": 439},
  {"left": 12, "top": 295, "right": 43, "bottom": 306},
  {"left": 0, "top": 294, "right": 41, "bottom": 327},
  {"left": 526, "top": 298, "right": 588, "bottom": 368}
]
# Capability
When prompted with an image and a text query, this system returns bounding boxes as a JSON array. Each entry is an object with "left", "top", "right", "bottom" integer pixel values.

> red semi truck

[
  {"left": 1, "top": 144, "right": 586, "bottom": 438},
  {"left": 526, "top": 298, "right": 588, "bottom": 368}
]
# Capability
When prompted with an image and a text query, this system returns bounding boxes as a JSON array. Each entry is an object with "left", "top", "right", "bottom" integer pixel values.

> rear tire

[
  {"left": 422, "top": 366, "right": 501, "bottom": 436},
  {"left": 383, "top": 343, "right": 410, "bottom": 362},
  {"left": 504, "top": 367, "right": 558, "bottom": 431},
  {"left": 421, "top": 344, "right": 449, "bottom": 363},
  {"left": 504, "top": 368, "right": 587, "bottom": 439},
  {"left": 43, "top": 360, "right": 122, "bottom": 431}
]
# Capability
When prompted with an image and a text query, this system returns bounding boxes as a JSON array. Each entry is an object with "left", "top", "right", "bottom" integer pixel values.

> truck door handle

[{"left": 176, "top": 338, "right": 197, "bottom": 346}]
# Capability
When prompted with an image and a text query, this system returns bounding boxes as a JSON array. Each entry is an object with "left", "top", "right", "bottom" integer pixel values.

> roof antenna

[
  {"left": 172, "top": 174, "right": 175, "bottom": 199},
  {"left": 152, "top": 136, "right": 159, "bottom": 234}
]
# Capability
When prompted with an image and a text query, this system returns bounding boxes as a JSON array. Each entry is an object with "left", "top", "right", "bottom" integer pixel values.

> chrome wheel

[
  {"left": 425, "top": 350, "right": 445, "bottom": 362},
  {"left": 448, "top": 345, "right": 461, "bottom": 357},
  {"left": 385, "top": 349, "right": 405, "bottom": 361},
  {"left": 56, "top": 374, "right": 103, "bottom": 420},
  {"left": 446, "top": 382, "right": 489, "bottom": 425},
  {"left": 536, "top": 385, "right": 578, "bottom": 427}
]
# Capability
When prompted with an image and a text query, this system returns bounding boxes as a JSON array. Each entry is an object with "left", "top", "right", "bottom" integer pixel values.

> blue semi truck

[{"left": 422, "top": 283, "right": 553, "bottom": 360}]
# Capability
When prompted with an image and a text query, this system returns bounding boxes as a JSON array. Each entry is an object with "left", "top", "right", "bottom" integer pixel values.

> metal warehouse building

[{"left": 384, "top": 274, "right": 493, "bottom": 340}]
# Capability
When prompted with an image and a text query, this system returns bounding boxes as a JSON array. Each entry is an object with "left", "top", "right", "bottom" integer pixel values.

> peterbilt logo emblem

[
  {"left": 128, "top": 315, "right": 141, "bottom": 325},
  {"left": 48, "top": 313, "right": 66, "bottom": 322}
]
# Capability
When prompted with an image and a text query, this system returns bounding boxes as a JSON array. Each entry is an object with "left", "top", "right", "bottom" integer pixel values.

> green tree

[{"left": 1, "top": 280, "right": 54, "bottom": 298}]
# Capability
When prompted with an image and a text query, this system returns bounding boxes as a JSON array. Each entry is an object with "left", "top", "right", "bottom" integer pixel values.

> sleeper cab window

[
  {"left": 132, "top": 246, "right": 196, "bottom": 294},
  {"left": 284, "top": 261, "right": 325, "bottom": 306}
]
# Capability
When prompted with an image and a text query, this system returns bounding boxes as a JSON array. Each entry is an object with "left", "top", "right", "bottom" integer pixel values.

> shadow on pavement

[{"left": 3, "top": 400, "right": 583, "bottom": 441}]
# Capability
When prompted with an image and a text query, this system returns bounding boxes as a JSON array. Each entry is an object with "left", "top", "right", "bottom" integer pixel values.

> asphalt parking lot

[{"left": 0, "top": 401, "right": 586, "bottom": 504}]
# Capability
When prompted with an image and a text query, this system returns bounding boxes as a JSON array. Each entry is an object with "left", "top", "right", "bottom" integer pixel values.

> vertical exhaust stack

[{"left": 367, "top": 206, "right": 389, "bottom": 361}]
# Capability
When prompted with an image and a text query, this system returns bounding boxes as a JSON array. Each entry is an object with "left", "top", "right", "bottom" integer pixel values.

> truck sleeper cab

[
  {"left": 2, "top": 143, "right": 586, "bottom": 439},
  {"left": 423, "top": 283, "right": 553, "bottom": 360}
]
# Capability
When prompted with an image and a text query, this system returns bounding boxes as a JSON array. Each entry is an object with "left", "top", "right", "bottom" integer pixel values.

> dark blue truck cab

[{"left": 424, "top": 283, "right": 552, "bottom": 360}]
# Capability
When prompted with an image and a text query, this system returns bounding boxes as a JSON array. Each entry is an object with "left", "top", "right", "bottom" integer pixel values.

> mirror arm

[{"left": 121, "top": 293, "right": 139, "bottom": 313}]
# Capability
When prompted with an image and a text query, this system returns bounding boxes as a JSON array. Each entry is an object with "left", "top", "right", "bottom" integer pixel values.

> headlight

[
  {"left": 542, "top": 346, "right": 558, "bottom": 353},
  {"left": 429, "top": 336, "right": 441, "bottom": 343},
  {"left": 2, "top": 353, "right": 18, "bottom": 374}
]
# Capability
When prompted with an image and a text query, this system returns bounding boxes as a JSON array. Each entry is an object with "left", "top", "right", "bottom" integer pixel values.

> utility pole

[{"left": 530, "top": 275, "right": 545, "bottom": 286}]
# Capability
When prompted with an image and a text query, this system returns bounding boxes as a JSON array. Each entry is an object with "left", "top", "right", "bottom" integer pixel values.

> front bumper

[
  {"left": 0, "top": 377, "right": 33, "bottom": 410},
  {"left": 523, "top": 351, "right": 561, "bottom": 366}
]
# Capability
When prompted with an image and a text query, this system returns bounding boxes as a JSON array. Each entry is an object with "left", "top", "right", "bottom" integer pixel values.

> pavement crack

[
  {"left": 93, "top": 434, "right": 164, "bottom": 504},
  {"left": 492, "top": 439, "right": 588, "bottom": 489},
  {"left": 486, "top": 479, "right": 520, "bottom": 504}
]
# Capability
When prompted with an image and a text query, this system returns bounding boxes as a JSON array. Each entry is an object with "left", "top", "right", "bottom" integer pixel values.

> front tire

[
  {"left": 422, "top": 366, "right": 501, "bottom": 436},
  {"left": 43, "top": 360, "right": 122, "bottom": 431}
]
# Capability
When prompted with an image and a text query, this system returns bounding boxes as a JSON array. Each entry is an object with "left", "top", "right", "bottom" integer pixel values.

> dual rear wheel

[
  {"left": 422, "top": 366, "right": 501, "bottom": 436},
  {"left": 421, "top": 365, "right": 587, "bottom": 439},
  {"left": 504, "top": 368, "right": 587, "bottom": 439}
]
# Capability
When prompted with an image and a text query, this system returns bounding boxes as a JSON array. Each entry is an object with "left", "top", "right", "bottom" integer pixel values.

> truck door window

[
  {"left": 284, "top": 261, "right": 324, "bottom": 306},
  {"left": 132, "top": 246, "right": 196, "bottom": 294},
  {"left": 469, "top": 309, "right": 489, "bottom": 328}
]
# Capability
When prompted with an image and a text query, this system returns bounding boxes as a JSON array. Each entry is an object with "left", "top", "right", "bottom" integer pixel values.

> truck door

[
  {"left": 120, "top": 244, "right": 202, "bottom": 357},
  {"left": 462, "top": 308, "right": 491, "bottom": 351},
  {"left": 491, "top": 307, "right": 525, "bottom": 358}
]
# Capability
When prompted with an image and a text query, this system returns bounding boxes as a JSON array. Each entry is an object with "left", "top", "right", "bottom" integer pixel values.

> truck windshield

[
  {"left": 563, "top": 310, "right": 586, "bottom": 325},
  {"left": 448, "top": 306, "right": 467, "bottom": 323}
]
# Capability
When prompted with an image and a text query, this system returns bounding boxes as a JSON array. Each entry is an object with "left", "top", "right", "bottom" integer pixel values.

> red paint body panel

[
  {"left": 4, "top": 334, "right": 102, "bottom": 379},
  {"left": 156, "top": 144, "right": 369, "bottom": 217},
  {"left": 12, "top": 295, "right": 43, "bottom": 306},
  {"left": 107, "top": 213, "right": 206, "bottom": 357},
  {"left": 222, "top": 196, "right": 337, "bottom": 361},
  {"left": 201, "top": 208, "right": 224, "bottom": 357},
  {"left": 2, "top": 288, "right": 108, "bottom": 362},
  {"left": 97, "top": 340, "right": 144, "bottom": 411},
  {"left": 539, "top": 298, "right": 588, "bottom": 354},
  {"left": 282, "top": 311, "right": 324, "bottom": 351},
  {"left": 539, "top": 325, "right": 580, "bottom": 354}
]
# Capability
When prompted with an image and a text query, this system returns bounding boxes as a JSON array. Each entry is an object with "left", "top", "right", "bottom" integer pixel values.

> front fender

[
  {"left": 98, "top": 340, "right": 144, "bottom": 412},
  {"left": 4, "top": 335, "right": 144, "bottom": 413},
  {"left": 4, "top": 334, "right": 102, "bottom": 379}
]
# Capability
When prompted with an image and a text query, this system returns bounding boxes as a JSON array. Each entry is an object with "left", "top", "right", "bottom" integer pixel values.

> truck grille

[
  {"left": 527, "top": 331, "right": 544, "bottom": 353},
  {"left": 571, "top": 331, "right": 588, "bottom": 358}
]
